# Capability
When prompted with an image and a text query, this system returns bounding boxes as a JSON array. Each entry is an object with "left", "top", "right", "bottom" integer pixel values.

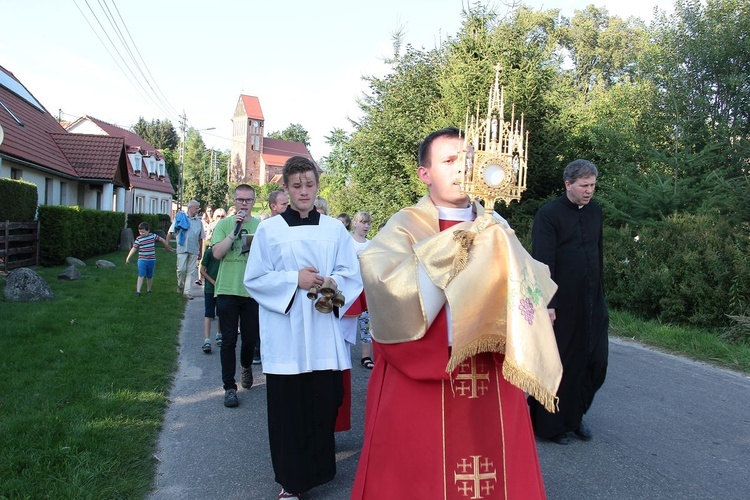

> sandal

[{"left": 361, "top": 357, "right": 374, "bottom": 369}]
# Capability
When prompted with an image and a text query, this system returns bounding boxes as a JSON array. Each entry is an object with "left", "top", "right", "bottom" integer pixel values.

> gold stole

[{"left": 360, "top": 196, "right": 561, "bottom": 412}]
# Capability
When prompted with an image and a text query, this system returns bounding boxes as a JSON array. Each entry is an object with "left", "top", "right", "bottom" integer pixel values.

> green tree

[
  {"left": 646, "top": 0, "right": 750, "bottom": 178},
  {"left": 132, "top": 117, "right": 179, "bottom": 150},
  {"left": 267, "top": 123, "right": 311, "bottom": 146},
  {"left": 182, "top": 129, "right": 229, "bottom": 208},
  {"left": 318, "top": 128, "right": 356, "bottom": 215}
]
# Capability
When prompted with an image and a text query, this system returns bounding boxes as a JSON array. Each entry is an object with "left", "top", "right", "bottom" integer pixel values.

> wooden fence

[{"left": 0, "top": 221, "right": 39, "bottom": 272}]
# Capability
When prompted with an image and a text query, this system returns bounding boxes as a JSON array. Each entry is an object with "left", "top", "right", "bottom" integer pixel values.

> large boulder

[
  {"left": 3, "top": 267, "right": 55, "bottom": 302},
  {"left": 95, "top": 260, "right": 117, "bottom": 269},
  {"left": 65, "top": 256, "right": 86, "bottom": 267},
  {"left": 58, "top": 265, "right": 82, "bottom": 281}
]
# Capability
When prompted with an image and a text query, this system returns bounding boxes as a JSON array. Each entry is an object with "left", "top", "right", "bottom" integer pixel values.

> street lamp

[{"left": 178, "top": 126, "right": 216, "bottom": 211}]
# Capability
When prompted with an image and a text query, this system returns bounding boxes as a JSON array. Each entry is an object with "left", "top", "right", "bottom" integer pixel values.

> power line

[
  {"left": 74, "top": 0, "right": 179, "bottom": 121},
  {"left": 72, "top": 0, "right": 156, "bottom": 115},
  {"left": 110, "top": 0, "right": 180, "bottom": 118},
  {"left": 96, "top": 0, "right": 178, "bottom": 120}
]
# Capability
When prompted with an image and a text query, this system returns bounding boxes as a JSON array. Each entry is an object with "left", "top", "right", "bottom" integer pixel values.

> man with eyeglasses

[{"left": 210, "top": 184, "right": 261, "bottom": 408}]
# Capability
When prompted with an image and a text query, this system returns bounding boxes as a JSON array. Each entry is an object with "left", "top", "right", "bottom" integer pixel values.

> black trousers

[{"left": 216, "top": 295, "right": 259, "bottom": 390}]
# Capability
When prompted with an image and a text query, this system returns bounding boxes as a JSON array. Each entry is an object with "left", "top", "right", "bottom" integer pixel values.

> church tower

[{"left": 229, "top": 95, "right": 264, "bottom": 184}]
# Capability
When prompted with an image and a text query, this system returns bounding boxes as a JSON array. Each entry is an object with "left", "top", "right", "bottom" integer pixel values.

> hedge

[
  {"left": 38, "top": 206, "right": 125, "bottom": 266},
  {"left": 0, "top": 178, "right": 37, "bottom": 222},
  {"left": 604, "top": 213, "right": 750, "bottom": 327}
]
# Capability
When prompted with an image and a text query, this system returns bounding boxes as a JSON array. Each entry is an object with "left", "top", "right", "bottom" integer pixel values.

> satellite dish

[{"left": 0, "top": 124, "right": 4, "bottom": 146}]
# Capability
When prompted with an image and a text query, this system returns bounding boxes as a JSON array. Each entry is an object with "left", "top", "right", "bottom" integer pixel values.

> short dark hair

[
  {"left": 268, "top": 190, "right": 285, "bottom": 205},
  {"left": 235, "top": 184, "right": 255, "bottom": 196},
  {"left": 282, "top": 156, "right": 319, "bottom": 186},
  {"left": 563, "top": 159, "right": 598, "bottom": 184},
  {"left": 418, "top": 127, "right": 462, "bottom": 167},
  {"left": 138, "top": 222, "right": 149, "bottom": 231}
]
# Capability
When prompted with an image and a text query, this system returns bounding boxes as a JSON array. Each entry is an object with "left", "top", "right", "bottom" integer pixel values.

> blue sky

[{"left": 1, "top": 0, "right": 673, "bottom": 158}]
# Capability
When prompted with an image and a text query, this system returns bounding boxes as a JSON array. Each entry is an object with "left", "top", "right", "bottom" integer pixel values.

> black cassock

[{"left": 528, "top": 195, "right": 609, "bottom": 438}]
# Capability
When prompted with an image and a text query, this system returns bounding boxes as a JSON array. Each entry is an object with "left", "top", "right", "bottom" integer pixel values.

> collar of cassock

[{"left": 281, "top": 206, "right": 321, "bottom": 226}]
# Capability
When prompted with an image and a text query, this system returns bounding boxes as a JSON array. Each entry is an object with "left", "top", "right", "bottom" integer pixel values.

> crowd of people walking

[{"left": 144, "top": 127, "right": 608, "bottom": 499}]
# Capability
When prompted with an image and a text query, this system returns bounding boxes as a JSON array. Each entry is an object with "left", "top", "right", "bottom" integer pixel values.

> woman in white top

[{"left": 342, "top": 212, "right": 374, "bottom": 368}]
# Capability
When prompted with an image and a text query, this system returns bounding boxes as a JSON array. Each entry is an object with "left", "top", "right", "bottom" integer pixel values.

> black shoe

[
  {"left": 549, "top": 433, "right": 570, "bottom": 445},
  {"left": 574, "top": 421, "right": 593, "bottom": 441},
  {"left": 241, "top": 366, "right": 253, "bottom": 389},
  {"left": 224, "top": 389, "right": 238, "bottom": 408}
]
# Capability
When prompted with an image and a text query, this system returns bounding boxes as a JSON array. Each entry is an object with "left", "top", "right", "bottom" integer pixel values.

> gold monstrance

[{"left": 458, "top": 64, "right": 529, "bottom": 208}]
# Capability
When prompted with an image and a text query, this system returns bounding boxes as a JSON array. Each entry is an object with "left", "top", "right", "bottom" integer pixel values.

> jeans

[{"left": 217, "top": 295, "right": 260, "bottom": 390}]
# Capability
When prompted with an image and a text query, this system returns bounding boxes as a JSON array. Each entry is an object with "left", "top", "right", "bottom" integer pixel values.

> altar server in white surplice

[{"left": 243, "top": 155, "right": 362, "bottom": 500}]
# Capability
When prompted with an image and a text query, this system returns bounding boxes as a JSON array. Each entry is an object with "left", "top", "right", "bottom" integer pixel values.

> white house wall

[
  {"left": 1, "top": 156, "right": 80, "bottom": 207},
  {"left": 66, "top": 121, "right": 105, "bottom": 136},
  {"left": 130, "top": 188, "right": 172, "bottom": 215}
]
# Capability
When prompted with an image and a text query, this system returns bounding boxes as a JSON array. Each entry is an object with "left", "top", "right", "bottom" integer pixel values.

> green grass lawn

[
  {"left": 609, "top": 310, "right": 750, "bottom": 373},
  {"left": 0, "top": 248, "right": 183, "bottom": 499}
]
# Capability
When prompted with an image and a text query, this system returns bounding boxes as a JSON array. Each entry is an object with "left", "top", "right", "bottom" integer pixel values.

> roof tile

[{"left": 0, "top": 65, "right": 77, "bottom": 177}]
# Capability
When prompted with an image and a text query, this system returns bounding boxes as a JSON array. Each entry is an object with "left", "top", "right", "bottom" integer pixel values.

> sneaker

[
  {"left": 252, "top": 347, "right": 261, "bottom": 365},
  {"left": 224, "top": 389, "right": 238, "bottom": 407},
  {"left": 184, "top": 292, "right": 193, "bottom": 300},
  {"left": 279, "top": 488, "right": 301, "bottom": 499},
  {"left": 215, "top": 333, "right": 223, "bottom": 347},
  {"left": 134, "top": 292, "right": 141, "bottom": 297},
  {"left": 241, "top": 366, "right": 253, "bottom": 389},
  {"left": 202, "top": 339, "right": 212, "bottom": 354}
]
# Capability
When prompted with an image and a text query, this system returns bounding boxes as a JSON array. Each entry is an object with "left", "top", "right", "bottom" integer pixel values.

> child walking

[
  {"left": 126, "top": 222, "right": 173, "bottom": 296},
  {"left": 199, "top": 245, "right": 222, "bottom": 353}
]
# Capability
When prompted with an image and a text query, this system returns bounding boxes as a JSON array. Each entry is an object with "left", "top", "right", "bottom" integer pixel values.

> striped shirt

[{"left": 133, "top": 233, "right": 159, "bottom": 260}]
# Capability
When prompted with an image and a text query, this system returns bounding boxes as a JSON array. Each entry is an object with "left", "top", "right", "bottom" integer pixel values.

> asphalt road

[{"left": 149, "top": 281, "right": 750, "bottom": 499}]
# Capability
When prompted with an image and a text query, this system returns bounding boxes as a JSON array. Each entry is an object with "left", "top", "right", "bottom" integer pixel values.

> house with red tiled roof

[
  {"left": 0, "top": 64, "right": 130, "bottom": 210},
  {"left": 50, "top": 133, "right": 130, "bottom": 210},
  {"left": 230, "top": 94, "right": 317, "bottom": 185},
  {"left": 66, "top": 115, "right": 175, "bottom": 214}
]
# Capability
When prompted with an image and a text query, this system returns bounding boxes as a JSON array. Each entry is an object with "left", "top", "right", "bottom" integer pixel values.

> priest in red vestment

[{"left": 351, "top": 127, "right": 562, "bottom": 500}]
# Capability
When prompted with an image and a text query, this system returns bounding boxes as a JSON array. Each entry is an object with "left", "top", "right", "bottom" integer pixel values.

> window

[
  {"left": 60, "top": 182, "right": 67, "bottom": 205},
  {"left": 150, "top": 198, "right": 157, "bottom": 213},
  {"left": 96, "top": 191, "right": 102, "bottom": 210},
  {"left": 160, "top": 199, "right": 168, "bottom": 214},
  {"left": 45, "top": 178, "right": 53, "bottom": 204},
  {"left": 11, "top": 167, "right": 22, "bottom": 179},
  {"left": 135, "top": 196, "right": 145, "bottom": 213},
  {"left": 0, "top": 71, "right": 44, "bottom": 111}
]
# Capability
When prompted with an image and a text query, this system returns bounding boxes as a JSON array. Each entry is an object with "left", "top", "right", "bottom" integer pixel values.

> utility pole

[{"left": 178, "top": 112, "right": 187, "bottom": 211}]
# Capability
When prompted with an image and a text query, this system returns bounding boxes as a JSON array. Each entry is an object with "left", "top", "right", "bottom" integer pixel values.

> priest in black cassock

[{"left": 529, "top": 159, "right": 609, "bottom": 445}]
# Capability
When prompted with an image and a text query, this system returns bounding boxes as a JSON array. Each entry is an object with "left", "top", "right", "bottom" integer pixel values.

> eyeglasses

[{"left": 235, "top": 198, "right": 255, "bottom": 204}]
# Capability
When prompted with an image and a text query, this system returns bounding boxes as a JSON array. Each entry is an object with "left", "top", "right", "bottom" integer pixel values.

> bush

[
  {"left": 38, "top": 206, "right": 125, "bottom": 266},
  {"left": 604, "top": 214, "right": 750, "bottom": 327},
  {"left": 126, "top": 213, "right": 166, "bottom": 239},
  {"left": 0, "top": 178, "right": 37, "bottom": 221}
]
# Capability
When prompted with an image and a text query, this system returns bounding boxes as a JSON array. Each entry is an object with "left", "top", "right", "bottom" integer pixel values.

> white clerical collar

[{"left": 436, "top": 205, "right": 474, "bottom": 221}]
